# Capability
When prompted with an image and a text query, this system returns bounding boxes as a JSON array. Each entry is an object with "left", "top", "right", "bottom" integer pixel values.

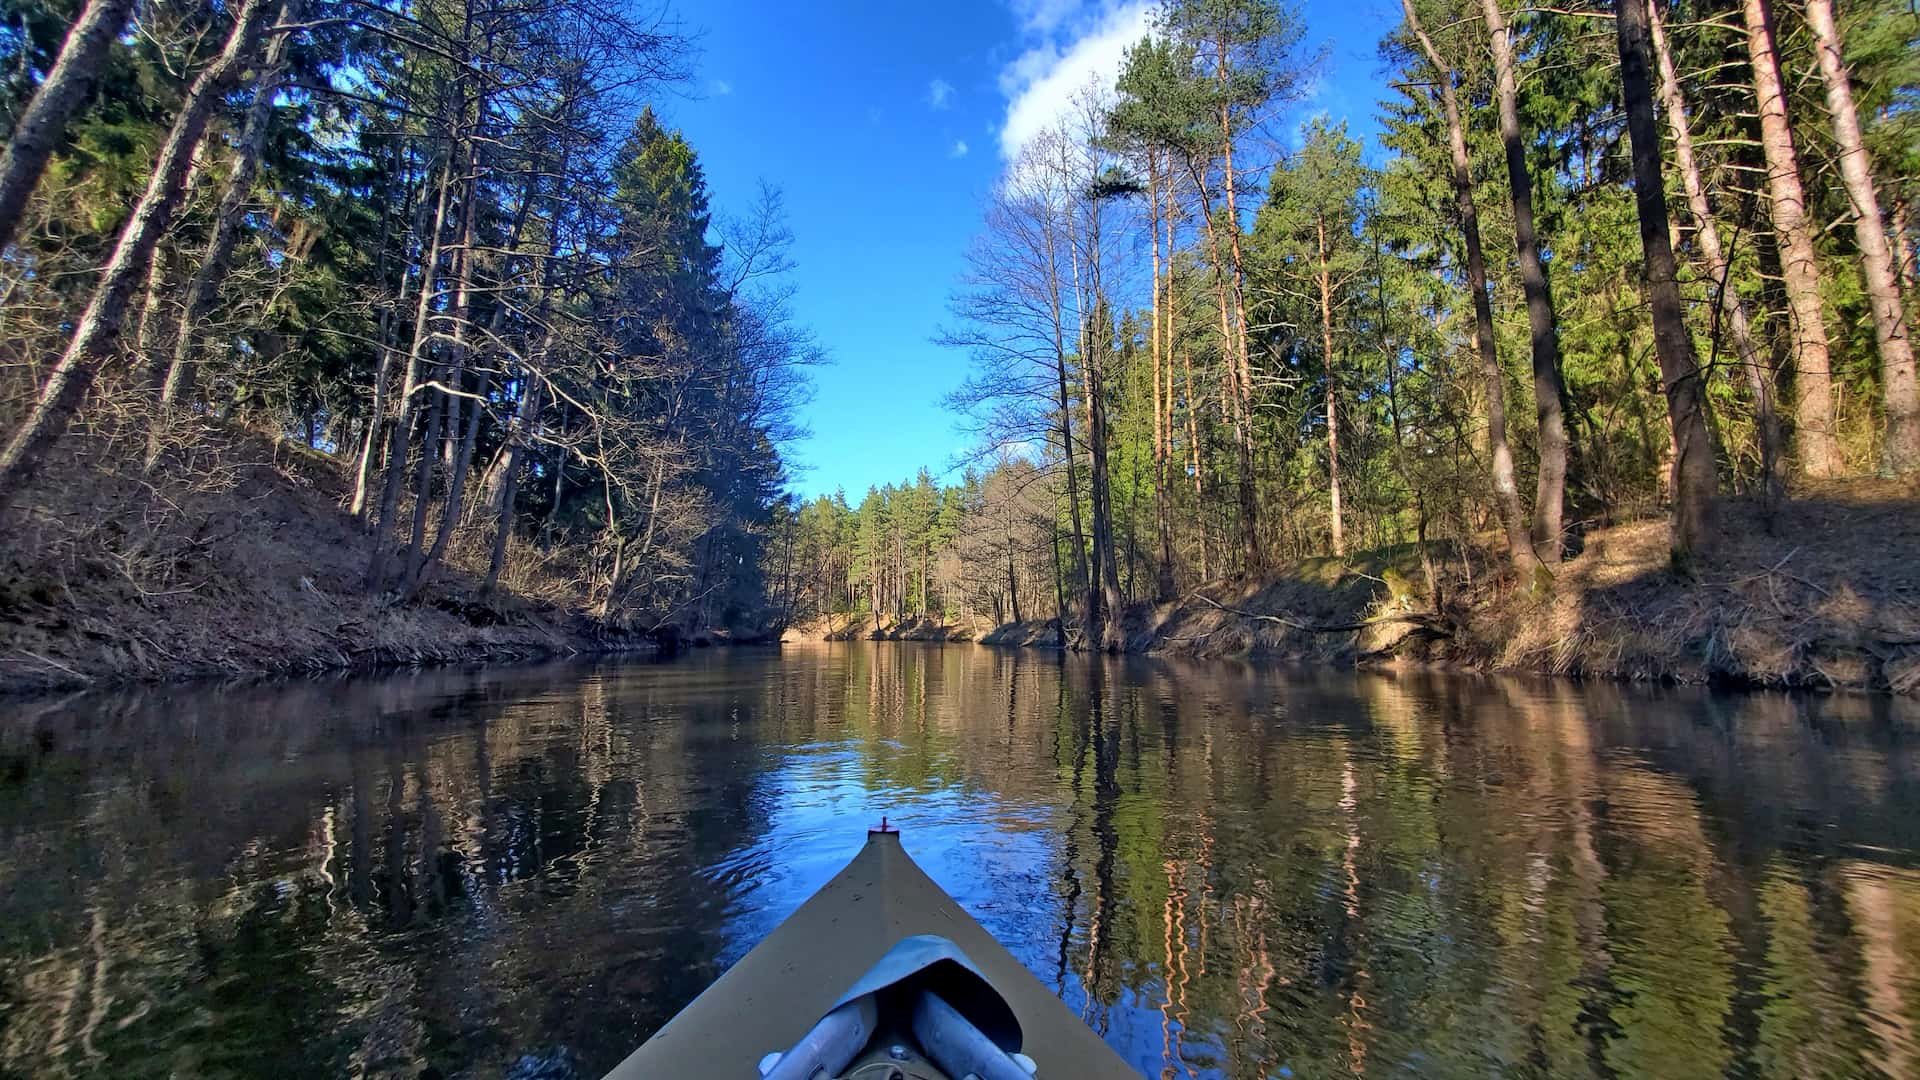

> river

[{"left": 2, "top": 643, "right": 1918, "bottom": 1077}]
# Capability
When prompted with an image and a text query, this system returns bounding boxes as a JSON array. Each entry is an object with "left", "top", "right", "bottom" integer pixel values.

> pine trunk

[
  {"left": 1804, "top": 0, "right": 1918, "bottom": 473},
  {"left": 1218, "top": 88, "right": 1262, "bottom": 570},
  {"left": 366, "top": 159, "right": 454, "bottom": 590},
  {"left": 1647, "top": 0, "right": 1783, "bottom": 504},
  {"left": 1042, "top": 208, "right": 1089, "bottom": 639},
  {"left": 1480, "top": 0, "right": 1569, "bottom": 562},
  {"left": 146, "top": 0, "right": 297, "bottom": 472},
  {"left": 1317, "top": 215, "right": 1344, "bottom": 556},
  {"left": 0, "top": 0, "right": 276, "bottom": 518},
  {"left": 1402, "top": 0, "right": 1538, "bottom": 577},
  {"left": 155, "top": 0, "right": 297, "bottom": 413},
  {"left": 1187, "top": 156, "right": 1260, "bottom": 571},
  {"left": 1743, "top": 0, "right": 1840, "bottom": 476},
  {"left": 1149, "top": 153, "right": 1177, "bottom": 602},
  {"left": 1618, "top": 0, "right": 1718, "bottom": 558},
  {"left": 481, "top": 384, "right": 537, "bottom": 594},
  {"left": 0, "top": 0, "right": 135, "bottom": 256}
]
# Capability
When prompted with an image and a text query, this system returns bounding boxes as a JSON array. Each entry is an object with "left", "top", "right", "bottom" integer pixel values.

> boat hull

[{"left": 606, "top": 830, "right": 1138, "bottom": 1077}]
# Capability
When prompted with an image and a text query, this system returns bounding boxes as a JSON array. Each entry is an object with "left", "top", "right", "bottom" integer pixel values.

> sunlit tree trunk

[
  {"left": 1479, "top": 0, "right": 1569, "bottom": 562},
  {"left": 1618, "top": 0, "right": 1718, "bottom": 558},
  {"left": 408, "top": 172, "right": 539, "bottom": 597},
  {"left": 1215, "top": 50, "right": 1262, "bottom": 569},
  {"left": 1186, "top": 155, "right": 1259, "bottom": 574},
  {"left": 1803, "top": 0, "right": 1917, "bottom": 473},
  {"left": 0, "top": 0, "right": 135, "bottom": 257},
  {"left": 1045, "top": 235, "right": 1089, "bottom": 637},
  {"left": 1161, "top": 168, "right": 1183, "bottom": 595},
  {"left": 1148, "top": 151, "right": 1177, "bottom": 601},
  {"left": 147, "top": 0, "right": 300, "bottom": 468},
  {"left": 0, "top": 0, "right": 277, "bottom": 518},
  {"left": 1743, "top": 0, "right": 1840, "bottom": 476},
  {"left": 1646, "top": 0, "right": 1781, "bottom": 505},
  {"left": 1316, "top": 215, "right": 1344, "bottom": 556},
  {"left": 1402, "top": 0, "right": 1538, "bottom": 578}
]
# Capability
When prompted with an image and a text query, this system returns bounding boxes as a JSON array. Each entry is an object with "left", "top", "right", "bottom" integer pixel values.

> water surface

[{"left": 3, "top": 643, "right": 1920, "bottom": 1077}]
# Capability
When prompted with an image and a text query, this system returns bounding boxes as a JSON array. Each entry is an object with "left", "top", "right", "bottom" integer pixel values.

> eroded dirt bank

[
  {"left": 981, "top": 480, "right": 1920, "bottom": 695},
  {"left": 0, "top": 423, "right": 656, "bottom": 696}
]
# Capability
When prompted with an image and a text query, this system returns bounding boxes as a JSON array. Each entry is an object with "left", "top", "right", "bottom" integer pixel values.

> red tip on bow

[{"left": 872, "top": 815, "right": 897, "bottom": 834}]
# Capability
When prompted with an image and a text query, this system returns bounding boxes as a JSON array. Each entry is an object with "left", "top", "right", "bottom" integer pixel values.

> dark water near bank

[{"left": 3, "top": 646, "right": 1920, "bottom": 1078}]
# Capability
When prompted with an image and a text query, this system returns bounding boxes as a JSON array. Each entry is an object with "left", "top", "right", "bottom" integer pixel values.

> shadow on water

[{"left": 2, "top": 644, "right": 1920, "bottom": 1077}]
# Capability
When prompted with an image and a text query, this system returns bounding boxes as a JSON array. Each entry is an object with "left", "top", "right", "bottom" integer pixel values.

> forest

[
  {"left": 0, "top": 0, "right": 1916, "bottom": 673},
  {"left": 779, "top": 0, "right": 1919, "bottom": 652},
  {"left": 0, "top": 0, "right": 811, "bottom": 644}
]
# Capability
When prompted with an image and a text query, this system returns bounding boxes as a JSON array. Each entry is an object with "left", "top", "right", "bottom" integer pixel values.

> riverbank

[
  {"left": 980, "top": 479, "right": 1920, "bottom": 695},
  {"left": 782, "top": 612, "right": 989, "bottom": 642},
  {"left": 0, "top": 421, "right": 656, "bottom": 696}
]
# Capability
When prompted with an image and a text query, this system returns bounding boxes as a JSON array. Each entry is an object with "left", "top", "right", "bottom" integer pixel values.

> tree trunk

[
  {"left": 354, "top": 138, "right": 433, "bottom": 520},
  {"left": 158, "top": 0, "right": 297, "bottom": 399},
  {"left": 0, "top": 0, "right": 135, "bottom": 257},
  {"left": 134, "top": 245, "right": 175, "bottom": 385},
  {"left": 1218, "top": 85, "right": 1262, "bottom": 572},
  {"left": 0, "top": 0, "right": 275, "bottom": 518},
  {"left": 1317, "top": 215, "right": 1344, "bottom": 556},
  {"left": 1743, "top": 0, "right": 1840, "bottom": 476},
  {"left": 1184, "top": 328, "right": 1210, "bottom": 582},
  {"left": 1804, "top": 0, "right": 1918, "bottom": 473},
  {"left": 366, "top": 158, "right": 455, "bottom": 590},
  {"left": 1084, "top": 333, "right": 1121, "bottom": 647},
  {"left": 1647, "top": 0, "right": 1783, "bottom": 505},
  {"left": 1185, "top": 155, "right": 1260, "bottom": 571},
  {"left": 1618, "top": 0, "right": 1718, "bottom": 559},
  {"left": 1402, "top": 0, "right": 1538, "bottom": 577},
  {"left": 399, "top": 117, "right": 482, "bottom": 589},
  {"left": 408, "top": 167, "right": 541, "bottom": 596},
  {"left": 146, "top": 0, "right": 298, "bottom": 468},
  {"left": 481, "top": 386, "right": 536, "bottom": 595},
  {"left": 1479, "top": 0, "right": 1569, "bottom": 562},
  {"left": 1149, "top": 152, "right": 1177, "bottom": 602},
  {"left": 1042, "top": 210, "right": 1089, "bottom": 635},
  {"left": 1005, "top": 503, "right": 1022, "bottom": 624}
]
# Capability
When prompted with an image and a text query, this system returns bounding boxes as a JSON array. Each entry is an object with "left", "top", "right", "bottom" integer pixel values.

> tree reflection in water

[{"left": 1, "top": 644, "right": 1918, "bottom": 1077}]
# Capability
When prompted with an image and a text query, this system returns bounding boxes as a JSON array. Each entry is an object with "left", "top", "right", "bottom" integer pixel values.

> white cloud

[
  {"left": 996, "top": 1, "right": 1154, "bottom": 160},
  {"left": 1008, "top": 0, "right": 1083, "bottom": 33},
  {"left": 950, "top": 139, "right": 971, "bottom": 158},
  {"left": 927, "top": 78, "right": 955, "bottom": 109},
  {"left": 711, "top": 78, "right": 733, "bottom": 96}
]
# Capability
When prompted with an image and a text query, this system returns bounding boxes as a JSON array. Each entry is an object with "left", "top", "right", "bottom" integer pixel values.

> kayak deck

[{"left": 605, "top": 829, "right": 1136, "bottom": 1078}]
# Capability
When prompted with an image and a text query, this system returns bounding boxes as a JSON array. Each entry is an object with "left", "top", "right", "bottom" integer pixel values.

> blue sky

[{"left": 658, "top": 0, "right": 1397, "bottom": 501}]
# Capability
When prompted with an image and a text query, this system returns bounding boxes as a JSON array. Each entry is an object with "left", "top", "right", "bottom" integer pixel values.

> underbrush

[
  {"left": 1002, "top": 478, "right": 1920, "bottom": 695},
  {"left": 0, "top": 409, "right": 641, "bottom": 694}
]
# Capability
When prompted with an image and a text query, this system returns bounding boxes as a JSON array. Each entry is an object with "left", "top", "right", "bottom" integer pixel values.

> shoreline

[{"left": 0, "top": 609, "right": 664, "bottom": 699}]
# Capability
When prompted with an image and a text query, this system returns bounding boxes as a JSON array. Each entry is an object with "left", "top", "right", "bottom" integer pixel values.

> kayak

[{"left": 604, "top": 823, "right": 1139, "bottom": 1078}]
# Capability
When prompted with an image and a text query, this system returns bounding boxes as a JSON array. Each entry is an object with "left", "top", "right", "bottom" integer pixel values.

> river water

[{"left": 2, "top": 644, "right": 1919, "bottom": 1078}]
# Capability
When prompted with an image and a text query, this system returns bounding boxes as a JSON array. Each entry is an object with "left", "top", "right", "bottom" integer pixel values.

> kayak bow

[{"left": 606, "top": 826, "right": 1138, "bottom": 1078}]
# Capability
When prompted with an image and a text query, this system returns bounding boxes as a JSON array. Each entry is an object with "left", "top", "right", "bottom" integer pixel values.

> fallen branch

[{"left": 1188, "top": 592, "right": 1452, "bottom": 636}]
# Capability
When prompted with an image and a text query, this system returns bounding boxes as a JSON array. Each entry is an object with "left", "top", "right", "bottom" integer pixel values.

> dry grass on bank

[
  {"left": 0, "top": 413, "right": 633, "bottom": 695},
  {"left": 994, "top": 477, "right": 1920, "bottom": 695}
]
